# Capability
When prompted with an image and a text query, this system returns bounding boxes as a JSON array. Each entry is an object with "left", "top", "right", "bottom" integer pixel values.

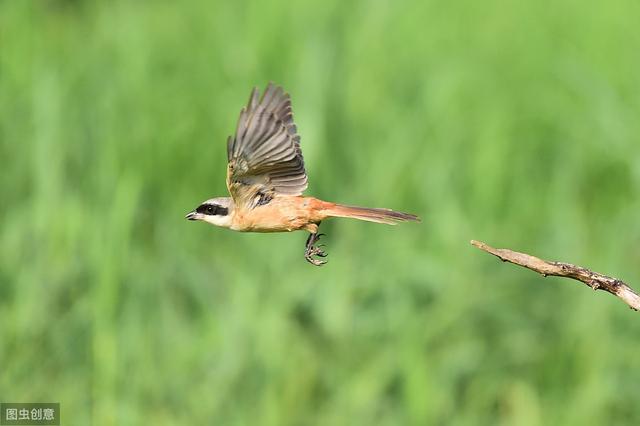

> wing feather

[{"left": 226, "top": 83, "right": 308, "bottom": 206}]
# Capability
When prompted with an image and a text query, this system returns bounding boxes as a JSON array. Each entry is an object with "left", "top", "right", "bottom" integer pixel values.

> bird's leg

[{"left": 304, "top": 227, "right": 327, "bottom": 266}]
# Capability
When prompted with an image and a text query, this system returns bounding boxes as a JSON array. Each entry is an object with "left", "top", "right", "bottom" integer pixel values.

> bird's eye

[
  {"left": 196, "top": 204, "right": 217, "bottom": 215},
  {"left": 196, "top": 203, "right": 228, "bottom": 216}
]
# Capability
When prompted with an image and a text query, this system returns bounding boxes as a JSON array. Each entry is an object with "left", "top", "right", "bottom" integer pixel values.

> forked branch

[{"left": 471, "top": 240, "right": 640, "bottom": 311}]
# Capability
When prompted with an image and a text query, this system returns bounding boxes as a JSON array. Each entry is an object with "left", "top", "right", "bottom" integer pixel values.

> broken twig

[{"left": 471, "top": 240, "right": 640, "bottom": 311}]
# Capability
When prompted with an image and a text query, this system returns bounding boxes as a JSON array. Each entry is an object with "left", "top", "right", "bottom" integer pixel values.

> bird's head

[{"left": 185, "top": 197, "right": 233, "bottom": 228}]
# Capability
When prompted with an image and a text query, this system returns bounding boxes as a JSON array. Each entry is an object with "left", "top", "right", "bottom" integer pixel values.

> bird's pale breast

[{"left": 230, "top": 196, "right": 325, "bottom": 233}]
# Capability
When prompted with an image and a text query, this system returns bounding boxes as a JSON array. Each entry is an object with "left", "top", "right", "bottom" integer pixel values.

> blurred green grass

[{"left": 1, "top": 0, "right": 640, "bottom": 424}]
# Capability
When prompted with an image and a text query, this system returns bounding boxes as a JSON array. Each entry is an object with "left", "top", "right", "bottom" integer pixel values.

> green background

[{"left": 2, "top": 0, "right": 639, "bottom": 425}]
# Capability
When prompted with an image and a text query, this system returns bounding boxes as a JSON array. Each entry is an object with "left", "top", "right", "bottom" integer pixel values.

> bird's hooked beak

[{"left": 185, "top": 210, "right": 200, "bottom": 221}]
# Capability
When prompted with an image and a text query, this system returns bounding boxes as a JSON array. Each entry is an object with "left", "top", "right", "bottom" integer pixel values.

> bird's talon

[
  {"left": 305, "top": 254, "right": 327, "bottom": 266},
  {"left": 304, "top": 232, "right": 329, "bottom": 266}
]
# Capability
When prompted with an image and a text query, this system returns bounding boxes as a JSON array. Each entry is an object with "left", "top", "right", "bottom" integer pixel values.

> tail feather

[{"left": 324, "top": 203, "right": 420, "bottom": 225}]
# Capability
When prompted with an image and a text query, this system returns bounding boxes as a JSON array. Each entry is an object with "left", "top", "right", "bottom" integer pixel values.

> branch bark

[{"left": 471, "top": 240, "right": 640, "bottom": 312}]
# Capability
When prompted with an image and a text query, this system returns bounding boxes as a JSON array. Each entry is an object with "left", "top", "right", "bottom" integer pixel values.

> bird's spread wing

[{"left": 226, "top": 83, "right": 308, "bottom": 208}]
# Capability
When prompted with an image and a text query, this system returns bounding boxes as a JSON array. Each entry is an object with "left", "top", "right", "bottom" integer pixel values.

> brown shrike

[{"left": 186, "top": 83, "right": 420, "bottom": 265}]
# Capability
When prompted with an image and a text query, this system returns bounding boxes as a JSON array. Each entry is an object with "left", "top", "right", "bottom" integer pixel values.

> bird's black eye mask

[{"left": 196, "top": 204, "right": 229, "bottom": 216}]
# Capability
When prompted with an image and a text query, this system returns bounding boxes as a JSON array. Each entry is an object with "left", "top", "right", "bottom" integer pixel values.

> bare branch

[{"left": 471, "top": 240, "right": 640, "bottom": 312}]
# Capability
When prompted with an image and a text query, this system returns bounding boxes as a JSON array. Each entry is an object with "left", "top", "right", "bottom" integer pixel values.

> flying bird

[{"left": 186, "top": 83, "right": 420, "bottom": 265}]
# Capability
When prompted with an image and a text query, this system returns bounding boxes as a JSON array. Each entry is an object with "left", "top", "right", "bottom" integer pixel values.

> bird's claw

[
  {"left": 305, "top": 232, "right": 328, "bottom": 266},
  {"left": 305, "top": 255, "right": 327, "bottom": 266},
  {"left": 313, "top": 248, "right": 327, "bottom": 258}
]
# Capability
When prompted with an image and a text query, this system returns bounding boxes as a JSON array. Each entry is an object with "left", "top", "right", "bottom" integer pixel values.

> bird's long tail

[{"left": 322, "top": 202, "right": 420, "bottom": 225}]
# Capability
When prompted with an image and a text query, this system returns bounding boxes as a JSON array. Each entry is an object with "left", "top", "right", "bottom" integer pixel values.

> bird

[{"left": 185, "top": 83, "right": 420, "bottom": 265}]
